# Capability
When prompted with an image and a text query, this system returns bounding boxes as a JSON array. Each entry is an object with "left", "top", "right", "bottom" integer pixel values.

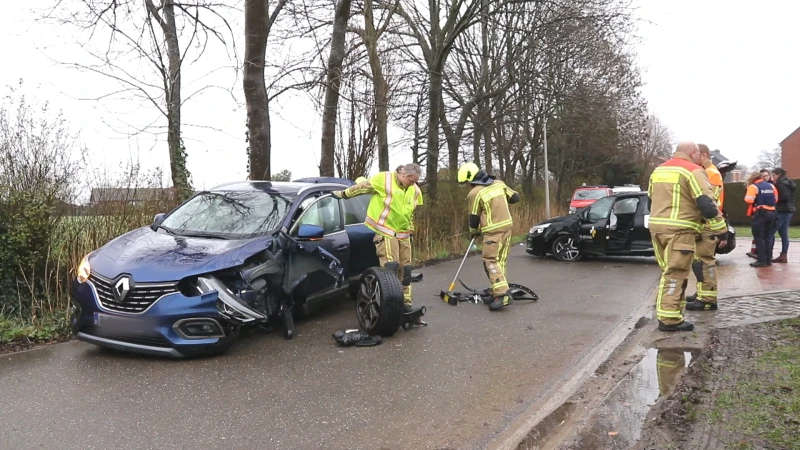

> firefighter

[
  {"left": 685, "top": 144, "right": 727, "bottom": 311},
  {"left": 457, "top": 162, "right": 521, "bottom": 311},
  {"left": 745, "top": 171, "right": 778, "bottom": 267},
  {"left": 648, "top": 141, "right": 728, "bottom": 332},
  {"left": 331, "top": 164, "right": 424, "bottom": 312}
]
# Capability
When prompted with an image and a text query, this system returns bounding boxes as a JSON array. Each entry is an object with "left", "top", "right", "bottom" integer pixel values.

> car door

[
  {"left": 284, "top": 195, "right": 350, "bottom": 303},
  {"left": 578, "top": 195, "right": 616, "bottom": 254},
  {"left": 607, "top": 196, "right": 640, "bottom": 251},
  {"left": 341, "top": 194, "right": 379, "bottom": 279},
  {"left": 630, "top": 195, "right": 654, "bottom": 251}
]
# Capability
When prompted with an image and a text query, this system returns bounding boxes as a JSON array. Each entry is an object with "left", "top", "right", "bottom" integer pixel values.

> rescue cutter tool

[{"left": 440, "top": 237, "right": 476, "bottom": 306}]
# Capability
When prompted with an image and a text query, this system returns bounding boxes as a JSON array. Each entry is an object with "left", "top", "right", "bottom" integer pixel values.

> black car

[{"left": 526, "top": 192, "right": 736, "bottom": 262}]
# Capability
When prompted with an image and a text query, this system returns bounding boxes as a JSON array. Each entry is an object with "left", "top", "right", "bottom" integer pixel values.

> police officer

[
  {"left": 332, "top": 164, "right": 424, "bottom": 312},
  {"left": 745, "top": 171, "right": 778, "bottom": 267},
  {"left": 686, "top": 144, "right": 727, "bottom": 311},
  {"left": 457, "top": 162, "right": 520, "bottom": 311},
  {"left": 648, "top": 141, "right": 728, "bottom": 332}
]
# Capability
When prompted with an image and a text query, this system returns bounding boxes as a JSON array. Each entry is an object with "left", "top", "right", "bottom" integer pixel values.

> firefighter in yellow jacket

[
  {"left": 685, "top": 144, "right": 727, "bottom": 311},
  {"left": 458, "top": 162, "right": 521, "bottom": 311},
  {"left": 648, "top": 141, "right": 728, "bottom": 332},
  {"left": 331, "top": 164, "right": 423, "bottom": 312}
]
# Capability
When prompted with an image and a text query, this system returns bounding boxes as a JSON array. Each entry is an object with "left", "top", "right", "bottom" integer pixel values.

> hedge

[{"left": 723, "top": 178, "right": 800, "bottom": 226}]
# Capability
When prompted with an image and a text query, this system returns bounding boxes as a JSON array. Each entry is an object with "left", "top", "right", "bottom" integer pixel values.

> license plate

[{"left": 93, "top": 312, "right": 143, "bottom": 334}]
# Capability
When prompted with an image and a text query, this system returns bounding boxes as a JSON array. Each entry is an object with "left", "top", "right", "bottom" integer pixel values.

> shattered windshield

[
  {"left": 573, "top": 189, "right": 608, "bottom": 201},
  {"left": 161, "top": 190, "right": 296, "bottom": 238}
]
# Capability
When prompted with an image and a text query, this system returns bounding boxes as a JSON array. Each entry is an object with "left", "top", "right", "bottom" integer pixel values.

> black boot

[
  {"left": 404, "top": 303, "right": 413, "bottom": 313},
  {"left": 686, "top": 299, "right": 717, "bottom": 311},
  {"left": 658, "top": 320, "right": 695, "bottom": 332},
  {"left": 685, "top": 293, "right": 697, "bottom": 303},
  {"left": 489, "top": 294, "right": 512, "bottom": 311},
  {"left": 750, "top": 262, "right": 769, "bottom": 267}
]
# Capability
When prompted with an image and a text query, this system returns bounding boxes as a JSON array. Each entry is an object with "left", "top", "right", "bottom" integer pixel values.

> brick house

[{"left": 780, "top": 127, "right": 800, "bottom": 177}]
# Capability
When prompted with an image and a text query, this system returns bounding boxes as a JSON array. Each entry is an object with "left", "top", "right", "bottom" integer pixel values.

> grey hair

[{"left": 397, "top": 163, "right": 423, "bottom": 178}]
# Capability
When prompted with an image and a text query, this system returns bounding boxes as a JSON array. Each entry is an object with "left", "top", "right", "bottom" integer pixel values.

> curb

[{"left": 486, "top": 277, "right": 659, "bottom": 450}]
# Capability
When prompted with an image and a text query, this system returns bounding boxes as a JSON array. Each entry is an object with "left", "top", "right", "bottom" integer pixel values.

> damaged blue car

[{"left": 70, "top": 179, "right": 419, "bottom": 358}]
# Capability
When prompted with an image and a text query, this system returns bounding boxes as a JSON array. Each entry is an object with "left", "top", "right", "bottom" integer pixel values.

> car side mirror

[
  {"left": 296, "top": 224, "right": 324, "bottom": 241},
  {"left": 153, "top": 213, "right": 166, "bottom": 226}
]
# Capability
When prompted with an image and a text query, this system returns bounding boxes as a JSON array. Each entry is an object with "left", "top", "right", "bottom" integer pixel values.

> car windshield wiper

[
  {"left": 178, "top": 231, "right": 230, "bottom": 240},
  {"left": 154, "top": 224, "right": 179, "bottom": 236}
]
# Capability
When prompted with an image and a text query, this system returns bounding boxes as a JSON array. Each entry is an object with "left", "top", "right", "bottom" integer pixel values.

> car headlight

[
  {"left": 77, "top": 254, "right": 91, "bottom": 283},
  {"left": 529, "top": 223, "right": 551, "bottom": 234},
  {"left": 568, "top": 207, "right": 576, "bottom": 214}
]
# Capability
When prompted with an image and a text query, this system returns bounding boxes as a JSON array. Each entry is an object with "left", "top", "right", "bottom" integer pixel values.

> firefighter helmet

[{"left": 457, "top": 162, "right": 480, "bottom": 183}]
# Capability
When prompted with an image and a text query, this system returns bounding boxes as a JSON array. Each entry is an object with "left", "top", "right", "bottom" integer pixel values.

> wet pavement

[
  {"left": 0, "top": 246, "right": 661, "bottom": 450},
  {"left": 713, "top": 238, "right": 800, "bottom": 296},
  {"left": 691, "top": 238, "right": 800, "bottom": 328},
  {"left": 562, "top": 346, "right": 697, "bottom": 449},
  {"left": 555, "top": 238, "right": 800, "bottom": 449}
]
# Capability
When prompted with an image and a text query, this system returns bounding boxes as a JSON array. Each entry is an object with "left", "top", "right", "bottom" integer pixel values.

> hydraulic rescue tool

[
  {"left": 440, "top": 280, "right": 539, "bottom": 305},
  {"left": 441, "top": 237, "right": 476, "bottom": 305},
  {"left": 439, "top": 237, "right": 539, "bottom": 306}
]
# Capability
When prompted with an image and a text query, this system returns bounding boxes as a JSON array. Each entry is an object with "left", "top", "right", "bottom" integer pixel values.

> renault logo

[{"left": 114, "top": 276, "right": 131, "bottom": 302}]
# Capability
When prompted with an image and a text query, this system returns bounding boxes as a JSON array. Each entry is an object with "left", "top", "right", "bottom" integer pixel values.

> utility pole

[{"left": 543, "top": 117, "right": 550, "bottom": 219}]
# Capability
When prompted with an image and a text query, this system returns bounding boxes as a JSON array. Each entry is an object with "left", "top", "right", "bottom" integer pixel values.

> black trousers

[{"left": 752, "top": 209, "right": 777, "bottom": 264}]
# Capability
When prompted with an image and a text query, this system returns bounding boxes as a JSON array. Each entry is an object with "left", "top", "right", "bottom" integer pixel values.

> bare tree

[
  {"left": 39, "top": 0, "right": 237, "bottom": 199},
  {"left": 636, "top": 113, "right": 673, "bottom": 187},
  {"left": 755, "top": 147, "right": 782, "bottom": 171},
  {"left": 244, "top": 0, "right": 287, "bottom": 181},
  {"left": 319, "top": 0, "right": 354, "bottom": 177}
]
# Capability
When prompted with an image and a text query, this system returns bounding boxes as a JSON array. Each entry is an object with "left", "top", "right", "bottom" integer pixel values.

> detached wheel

[
  {"left": 552, "top": 235, "right": 583, "bottom": 262},
  {"left": 356, "top": 267, "right": 404, "bottom": 337}
]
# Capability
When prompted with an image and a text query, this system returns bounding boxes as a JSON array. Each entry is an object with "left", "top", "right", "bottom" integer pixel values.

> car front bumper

[
  {"left": 526, "top": 232, "right": 548, "bottom": 256},
  {"left": 69, "top": 279, "right": 235, "bottom": 358}
]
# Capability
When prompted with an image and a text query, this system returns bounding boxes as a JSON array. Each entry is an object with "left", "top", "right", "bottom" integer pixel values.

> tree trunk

[
  {"left": 363, "top": 0, "right": 389, "bottom": 171},
  {"left": 319, "top": 0, "right": 353, "bottom": 177},
  {"left": 483, "top": 119, "right": 493, "bottom": 175},
  {"left": 243, "top": 0, "right": 271, "bottom": 180},
  {"left": 426, "top": 67, "right": 442, "bottom": 198},
  {"left": 161, "top": 0, "right": 191, "bottom": 197}
]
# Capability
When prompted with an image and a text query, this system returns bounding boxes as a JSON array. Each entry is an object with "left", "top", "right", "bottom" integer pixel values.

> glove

[
  {"left": 470, "top": 229, "right": 481, "bottom": 238},
  {"left": 330, "top": 191, "right": 343, "bottom": 199}
]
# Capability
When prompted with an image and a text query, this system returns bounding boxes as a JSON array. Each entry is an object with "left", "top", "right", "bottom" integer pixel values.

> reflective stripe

[
  {"left": 648, "top": 217, "right": 703, "bottom": 232},
  {"left": 377, "top": 173, "right": 393, "bottom": 226},
  {"left": 491, "top": 281, "right": 508, "bottom": 290},
  {"left": 364, "top": 217, "right": 411, "bottom": 239},
  {"left": 477, "top": 183, "right": 512, "bottom": 232}
]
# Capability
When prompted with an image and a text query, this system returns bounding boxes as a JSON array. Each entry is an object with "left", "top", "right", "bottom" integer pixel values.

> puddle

[{"left": 567, "top": 347, "right": 696, "bottom": 449}]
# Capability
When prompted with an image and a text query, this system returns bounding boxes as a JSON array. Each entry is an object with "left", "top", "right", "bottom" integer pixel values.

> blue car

[{"left": 69, "top": 180, "right": 412, "bottom": 358}]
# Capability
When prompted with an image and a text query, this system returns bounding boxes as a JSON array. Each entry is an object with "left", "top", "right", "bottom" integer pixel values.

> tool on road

[
  {"left": 441, "top": 237, "right": 476, "bottom": 305},
  {"left": 440, "top": 279, "right": 539, "bottom": 305},
  {"left": 400, "top": 305, "right": 427, "bottom": 330}
]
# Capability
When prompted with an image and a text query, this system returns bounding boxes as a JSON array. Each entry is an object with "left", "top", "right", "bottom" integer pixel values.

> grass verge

[
  {"left": 0, "top": 310, "right": 73, "bottom": 354},
  {"left": 710, "top": 318, "right": 800, "bottom": 450},
  {"left": 734, "top": 225, "right": 800, "bottom": 239}
]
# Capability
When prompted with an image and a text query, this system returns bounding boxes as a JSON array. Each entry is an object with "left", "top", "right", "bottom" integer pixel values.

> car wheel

[
  {"left": 356, "top": 267, "right": 404, "bottom": 337},
  {"left": 551, "top": 235, "right": 583, "bottom": 262}
]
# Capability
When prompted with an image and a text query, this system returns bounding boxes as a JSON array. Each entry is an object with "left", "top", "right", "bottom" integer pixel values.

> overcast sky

[{"left": 1, "top": 0, "right": 798, "bottom": 195}]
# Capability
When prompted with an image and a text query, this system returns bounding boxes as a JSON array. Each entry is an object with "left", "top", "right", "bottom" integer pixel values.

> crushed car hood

[
  {"left": 539, "top": 213, "right": 583, "bottom": 241},
  {"left": 88, "top": 226, "right": 273, "bottom": 283}
]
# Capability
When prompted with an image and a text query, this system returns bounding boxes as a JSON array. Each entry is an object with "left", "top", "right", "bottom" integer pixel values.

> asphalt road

[{"left": 0, "top": 245, "right": 660, "bottom": 450}]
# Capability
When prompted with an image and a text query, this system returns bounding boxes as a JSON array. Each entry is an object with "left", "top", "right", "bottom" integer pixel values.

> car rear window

[{"left": 573, "top": 189, "right": 608, "bottom": 200}]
